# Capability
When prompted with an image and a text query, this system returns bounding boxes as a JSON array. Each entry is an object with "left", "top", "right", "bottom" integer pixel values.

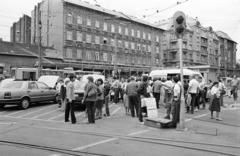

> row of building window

[
  {"left": 65, "top": 48, "right": 155, "bottom": 65},
  {"left": 66, "top": 31, "right": 160, "bottom": 52},
  {"left": 66, "top": 13, "right": 160, "bottom": 42}
]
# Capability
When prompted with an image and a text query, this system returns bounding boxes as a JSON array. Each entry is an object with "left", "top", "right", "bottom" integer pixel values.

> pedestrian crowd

[{"left": 54, "top": 73, "right": 239, "bottom": 128}]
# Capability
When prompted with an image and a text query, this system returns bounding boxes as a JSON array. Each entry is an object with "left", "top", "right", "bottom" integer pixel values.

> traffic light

[{"left": 173, "top": 11, "right": 186, "bottom": 38}]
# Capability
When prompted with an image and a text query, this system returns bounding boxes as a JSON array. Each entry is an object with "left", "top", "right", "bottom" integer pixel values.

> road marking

[
  {"left": 127, "top": 129, "right": 149, "bottom": 136},
  {"left": 31, "top": 109, "right": 58, "bottom": 119},
  {"left": 110, "top": 107, "right": 121, "bottom": 116},
  {"left": 5, "top": 110, "right": 25, "bottom": 116},
  {"left": 47, "top": 112, "right": 64, "bottom": 121},
  {"left": 0, "top": 122, "right": 16, "bottom": 125},
  {"left": 17, "top": 105, "right": 56, "bottom": 118},
  {"left": 72, "top": 138, "right": 117, "bottom": 151},
  {"left": 0, "top": 115, "right": 62, "bottom": 123},
  {"left": 72, "top": 129, "right": 149, "bottom": 151}
]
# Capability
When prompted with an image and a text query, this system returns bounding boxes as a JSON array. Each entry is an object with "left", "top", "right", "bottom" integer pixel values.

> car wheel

[{"left": 20, "top": 98, "right": 30, "bottom": 109}]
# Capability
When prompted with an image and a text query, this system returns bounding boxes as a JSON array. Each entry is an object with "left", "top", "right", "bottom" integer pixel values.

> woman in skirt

[{"left": 209, "top": 82, "right": 222, "bottom": 121}]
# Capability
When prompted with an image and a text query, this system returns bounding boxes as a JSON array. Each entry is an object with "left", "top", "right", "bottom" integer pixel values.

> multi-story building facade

[
  {"left": 216, "top": 31, "right": 237, "bottom": 77},
  {"left": 10, "top": 15, "right": 31, "bottom": 44},
  {"left": 157, "top": 17, "right": 237, "bottom": 80},
  {"left": 31, "top": 0, "right": 164, "bottom": 77}
]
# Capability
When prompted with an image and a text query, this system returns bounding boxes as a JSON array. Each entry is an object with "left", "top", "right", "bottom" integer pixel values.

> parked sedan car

[{"left": 0, "top": 80, "right": 58, "bottom": 109}]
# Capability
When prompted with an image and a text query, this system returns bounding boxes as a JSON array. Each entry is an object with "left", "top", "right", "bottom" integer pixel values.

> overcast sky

[{"left": 0, "top": 0, "right": 239, "bottom": 58}]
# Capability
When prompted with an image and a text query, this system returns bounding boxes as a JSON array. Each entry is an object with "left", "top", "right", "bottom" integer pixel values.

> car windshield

[{"left": 1, "top": 81, "right": 24, "bottom": 89}]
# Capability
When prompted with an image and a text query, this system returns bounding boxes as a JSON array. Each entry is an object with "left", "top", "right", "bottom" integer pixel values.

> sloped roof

[
  {"left": 0, "top": 41, "right": 60, "bottom": 64},
  {"left": 216, "top": 31, "right": 236, "bottom": 43},
  {"left": 64, "top": 0, "right": 163, "bottom": 30}
]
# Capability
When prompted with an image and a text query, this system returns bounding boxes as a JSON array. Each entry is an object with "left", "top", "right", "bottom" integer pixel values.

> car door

[
  {"left": 36, "top": 82, "right": 55, "bottom": 101},
  {"left": 27, "top": 82, "right": 41, "bottom": 102}
]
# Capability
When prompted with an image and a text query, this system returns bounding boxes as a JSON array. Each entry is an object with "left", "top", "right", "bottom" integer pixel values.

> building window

[
  {"left": 66, "top": 30, "right": 73, "bottom": 40},
  {"left": 76, "top": 31, "right": 82, "bottom": 41},
  {"left": 131, "top": 42, "right": 135, "bottom": 49},
  {"left": 142, "top": 45, "right": 146, "bottom": 51},
  {"left": 86, "top": 18, "right": 91, "bottom": 26},
  {"left": 137, "top": 30, "right": 140, "bottom": 38},
  {"left": 118, "top": 40, "right": 123, "bottom": 47},
  {"left": 137, "top": 44, "right": 141, "bottom": 50},
  {"left": 131, "top": 29, "right": 134, "bottom": 37},
  {"left": 118, "top": 26, "right": 122, "bottom": 34},
  {"left": 95, "top": 52, "right": 100, "bottom": 61},
  {"left": 66, "top": 48, "right": 73, "bottom": 58},
  {"left": 86, "top": 50, "right": 91, "bottom": 60},
  {"left": 86, "top": 34, "right": 91, "bottom": 43},
  {"left": 95, "top": 36, "right": 100, "bottom": 44},
  {"left": 156, "top": 58, "right": 159, "bottom": 64},
  {"left": 103, "top": 22, "right": 108, "bottom": 31},
  {"left": 103, "top": 53, "right": 108, "bottom": 61},
  {"left": 156, "top": 47, "right": 159, "bottom": 53},
  {"left": 125, "top": 28, "right": 128, "bottom": 36},
  {"left": 147, "top": 45, "right": 151, "bottom": 52},
  {"left": 111, "top": 24, "right": 115, "bottom": 33},
  {"left": 77, "top": 49, "right": 82, "bottom": 59},
  {"left": 95, "top": 20, "right": 100, "bottom": 28},
  {"left": 77, "top": 15, "right": 83, "bottom": 25},
  {"left": 156, "top": 36, "right": 159, "bottom": 42},
  {"left": 110, "top": 39, "right": 115, "bottom": 46},
  {"left": 103, "top": 37, "right": 108, "bottom": 44},
  {"left": 125, "top": 41, "right": 129, "bottom": 48},
  {"left": 148, "top": 33, "right": 151, "bottom": 40},
  {"left": 67, "top": 13, "right": 73, "bottom": 24},
  {"left": 143, "top": 32, "right": 146, "bottom": 39}
]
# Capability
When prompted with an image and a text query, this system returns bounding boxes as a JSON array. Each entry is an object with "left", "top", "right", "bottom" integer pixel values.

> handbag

[{"left": 87, "top": 86, "right": 97, "bottom": 97}]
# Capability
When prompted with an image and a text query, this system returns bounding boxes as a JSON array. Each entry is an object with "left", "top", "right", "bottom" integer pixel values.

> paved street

[{"left": 0, "top": 96, "right": 239, "bottom": 156}]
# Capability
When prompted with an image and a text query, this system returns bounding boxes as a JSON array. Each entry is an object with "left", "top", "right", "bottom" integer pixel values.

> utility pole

[
  {"left": 173, "top": 11, "right": 187, "bottom": 130},
  {"left": 37, "top": 10, "right": 42, "bottom": 78}
]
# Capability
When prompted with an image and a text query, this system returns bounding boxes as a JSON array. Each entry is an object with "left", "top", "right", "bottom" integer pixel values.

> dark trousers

[
  {"left": 170, "top": 99, "right": 181, "bottom": 127},
  {"left": 190, "top": 93, "right": 197, "bottom": 114},
  {"left": 65, "top": 100, "right": 76, "bottom": 123},
  {"left": 128, "top": 94, "right": 139, "bottom": 117},
  {"left": 138, "top": 96, "right": 143, "bottom": 122},
  {"left": 153, "top": 92, "right": 160, "bottom": 109},
  {"left": 104, "top": 95, "right": 110, "bottom": 116},
  {"left": 200, "top": 90, "right": 206, "bottom": 108},
  {"left": 195, "top": 93, "right": 200, "bottom": 109},
  {"left": 85, "top": 101, "right": 96, "bottom": 123},
  {"left": 113, "top": 88, "right": 120, "bottom": 103}
]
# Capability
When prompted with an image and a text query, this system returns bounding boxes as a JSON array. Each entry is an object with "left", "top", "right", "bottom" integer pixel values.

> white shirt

[
  {"left": 164, "top": 80, "right": 174, "bottom": 88},
  {"left": 173, "top": 83, "right": 181, "bottom": 97},
  {"left": 66, "top": 81, "right": 75, "bottom": 101},
  {"left": 218, "top": 82, "right": 226, "bottom": 91},
  {"left": 211, "top": 86, "right": 220, "bottom": 98},
  {"left": 188, "top": 79, "right": 199, "bottom": 94}
]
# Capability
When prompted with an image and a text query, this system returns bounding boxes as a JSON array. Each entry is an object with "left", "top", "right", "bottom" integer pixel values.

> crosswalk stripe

[
  {"left": 31, "top": 109, "right": 58, "bottom": 119},
  {"left": 1, "top": 115, "right": 62, "bottom": 123},
  {"left": 47, "top": 112, "right": 64, "bottom": 121},
  {"left": 6, "top": 110, "right": 25, "bottom": 116},
  {"left": 17, "top": 105, "right": 57, "bottom": 118}
]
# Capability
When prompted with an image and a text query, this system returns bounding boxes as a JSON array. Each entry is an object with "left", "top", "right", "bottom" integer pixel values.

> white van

[{"left": 149, "top": 68, "right": 203, "bottom": 81}]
